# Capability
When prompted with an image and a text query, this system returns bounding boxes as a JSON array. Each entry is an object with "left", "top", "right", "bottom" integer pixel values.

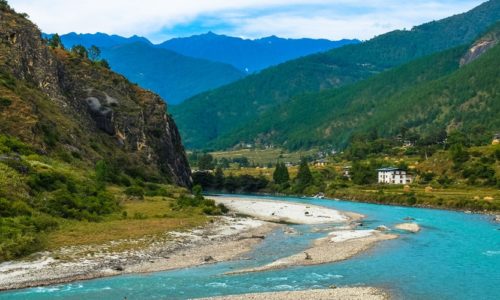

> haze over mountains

[
  {"left": 54, "top": 32, "right": 358, "bottom": 104},
  {"left": 158, "top": 32, "right": 359, "bottom": 73},
  {"left": 172, "top": 0, "right": 500, "bottom": 149}
]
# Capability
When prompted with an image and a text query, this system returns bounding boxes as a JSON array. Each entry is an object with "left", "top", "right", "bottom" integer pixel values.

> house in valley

[
  {"left": 342, "top": 166, "right": 352, "bottom": 179},
  {"left": 377, "top": 167, "right": 413, "bottom": 184}
]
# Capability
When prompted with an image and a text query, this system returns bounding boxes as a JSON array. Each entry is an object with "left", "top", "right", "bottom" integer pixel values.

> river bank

[
  {"left": 0, "top": 217, "right": 279, "bottom": 291},
  {"left": 198, "top": 287, "right": 389, "bottom": 300},
  {"left": 0, "top": 196, "right": 391, "bottom": 293},
  {"left": 208, "top": 196, "right": 364, "bottom": 224}
]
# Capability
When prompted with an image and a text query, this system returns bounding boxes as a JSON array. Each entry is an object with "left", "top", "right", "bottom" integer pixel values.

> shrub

[
  {"left": 44, "top": 190, "right": 118, "bottom": 221},
  {"left": 0, "top": 97, "right": 12, "bottom": 107},
  {"left": 28, "top": 171, "right": 68, "bottom": 192},
  {"left": 124, "top": 186, "right": 145, "bottom": 199}
]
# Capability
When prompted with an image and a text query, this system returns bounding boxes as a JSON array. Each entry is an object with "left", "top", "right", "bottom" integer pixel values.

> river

[{"left": 1, "top": 195, "right": 499, "bottom": 299}]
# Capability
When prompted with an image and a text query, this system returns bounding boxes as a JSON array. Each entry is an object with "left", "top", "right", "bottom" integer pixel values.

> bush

[
  {"left": 124, "top": 186, "right": 145, "bottom": 199},
  {"left": 44, "top": 190, "right": 118, "bottom": 221},
  {"left": 0, "top": 97, "right": 12, "bottom": 108},
  {"left": 0, "top": 214, "right": 59, "bottom": 261},
  {"left": 28, "top": 171, "right": 68, "bottom": 192},
  {"left": 0, "top": 135, "right": 32, "bottom": 155}
]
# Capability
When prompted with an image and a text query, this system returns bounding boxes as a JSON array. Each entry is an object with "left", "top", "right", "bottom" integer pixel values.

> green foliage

[
  {"left": 172, "top": 1, "right": 500, "bottom": 149},
  {"left": 88, "top": 45, "right": 101, "bottom": 61},
  {"left": 95, "top": 160, "right": 108, "bottom": 190},
  {"left": 295, "top": 159, "right": 313, "bottom": 186},
  {"left": 173, "top": 193, "right": 227, "bottom": 215},
  {"left": 0, "top": 135, "right": 32, "bottom": 155},
  {"left": 71, "top": 45, "right": 88, "bottom": 58},
  {"left": 450, "top": 144, "right": 470, "bottom": 164},
  {"left": 96, "top": 59, "right": 110, "bottom": 69},
  {"left": 273, "top": 162, "right": 290, "bottom": 184},
  {"left": 27, "top": 170, "right": 69, "bottom": 192},
  {"left": 124, "top": 186, "right": 145, "bottom": 199},
  {"left": 0, "top": 97, "right": 12, "bottom": 108},
  {"left": 0, "top": 215, "right": 58, "bottom": 261},
  {"left": 47, "top": 34, "right": 63, "bottom": 49},
  {"left": 0, "top": 0, "right": 10, "bottom": 10},
  {"left": 351, "top": 161, "right": 377, "bottom": 185},
  {"left": 192, "top": 171, "right": 269, "bottom": 193},
  {"left": 197, "top": 153, "right": 214, "bottom": 170},
  {"left": 37, "top": 120, "right": 59, "bottom": 148},
  {"left": 44, "top": 190, "right": 118, "bottom": 221},
  {"left": 213, "top": 167, "right": 225, "bottom": 189}
]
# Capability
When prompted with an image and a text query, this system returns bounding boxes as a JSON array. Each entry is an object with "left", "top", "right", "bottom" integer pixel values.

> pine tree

[
  {"left": 295, "top": 158, "right": 312, "bottom": 186},
  {"left": 214, "top": 166, "right": 225, "bottom": 189},
  {"left": 273, "top": 162, "right": 290, "bottom": 184}
]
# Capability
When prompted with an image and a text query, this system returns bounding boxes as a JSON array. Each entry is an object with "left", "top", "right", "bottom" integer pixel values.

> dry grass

[{"left": 46, "top": 197, "right": 208, "bottom": 250}]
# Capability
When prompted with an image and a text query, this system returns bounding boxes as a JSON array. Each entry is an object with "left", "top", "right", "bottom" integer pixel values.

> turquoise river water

[{"left": 1, "top": 195, "right": 499, "bottom": 299}]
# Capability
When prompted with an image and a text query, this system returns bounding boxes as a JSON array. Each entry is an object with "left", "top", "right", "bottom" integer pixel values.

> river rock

[
  {"left": 203, "top": 256, "right": 215, "bottom": 262},
  {"left": 375, "top": 225, "right": 390, "bottom": 232},
  {"left": 395, "top": 223, "right": 421, "bottom": 233},
  {"left": 112, "top": 265, "right": 124, "bottom": 271}
]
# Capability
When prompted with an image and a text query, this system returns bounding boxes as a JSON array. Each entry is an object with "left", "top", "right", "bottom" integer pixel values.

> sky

[{"left": 9, "top": 0, "right": 485, "bottom": 43}]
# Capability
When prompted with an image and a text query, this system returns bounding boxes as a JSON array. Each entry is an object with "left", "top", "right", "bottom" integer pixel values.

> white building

[{"left": 377, "top": 167, "right": 413, "bottom": 184}]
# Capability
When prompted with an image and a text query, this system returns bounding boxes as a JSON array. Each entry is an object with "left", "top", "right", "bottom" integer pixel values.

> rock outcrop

[
  {"left": 0, "top": 5, "right": 191, "bottom": 187},
  {"left": 460, "top": 22, "right": 500, "bottom": 66}
]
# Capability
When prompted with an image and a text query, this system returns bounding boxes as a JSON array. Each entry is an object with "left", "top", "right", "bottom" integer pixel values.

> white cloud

[{"left": 8, "top": 0, "right": 485, "bottom": 42}]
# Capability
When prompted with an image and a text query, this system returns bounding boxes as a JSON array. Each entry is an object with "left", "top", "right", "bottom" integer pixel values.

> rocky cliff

[{"left": 0, "top": 4, "right": 191, "bottom": 187}]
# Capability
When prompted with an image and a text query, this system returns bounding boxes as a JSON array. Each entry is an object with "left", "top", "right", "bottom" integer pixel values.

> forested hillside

[
  {"left": 172, "top": 0, "right": 500, "bottom": 149},
  {"left": 216, "top": 32, "right": 499, "bottom": 150}
]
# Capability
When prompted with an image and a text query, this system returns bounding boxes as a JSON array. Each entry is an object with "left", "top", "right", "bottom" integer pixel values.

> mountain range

[
  {"left": 171, "top": 0, "right": 500, "bottom": 149},
  {"left": 54, "top": 32, "right": 356, "bottom": 104},
  {"left": 100, "top": 43, "right": 245, "bottom": 105},
  {"left": 158, "top": 32, "right": 359, "bottom": 73}
]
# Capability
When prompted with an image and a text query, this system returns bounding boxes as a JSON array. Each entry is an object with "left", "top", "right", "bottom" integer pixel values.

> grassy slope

[
  {"left": 47, "top": 191, "right": 208, "bottom": 251},
  {"left": 172, "top": 0, "right": 500, "bottom": 149}
]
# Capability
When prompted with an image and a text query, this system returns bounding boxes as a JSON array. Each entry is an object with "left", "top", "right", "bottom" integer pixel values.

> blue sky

[{"left": 9, "top": 0, "right": 485, "bottom": 43}]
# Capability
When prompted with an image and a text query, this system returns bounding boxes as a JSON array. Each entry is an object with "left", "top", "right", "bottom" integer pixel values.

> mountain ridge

[
  {"left": 159, "top": 32, "right": 359, "bottom": 72},
  {"left": 172, "top": 0, "right": 500, "bottom": 149},
  {"left": 100, "top": 42, "right": 245, "bottom": 104},
  {"left": 211, "top": 23, "right": 500, "bottom": 150}
]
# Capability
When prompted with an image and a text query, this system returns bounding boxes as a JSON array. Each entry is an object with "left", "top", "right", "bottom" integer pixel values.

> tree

[
  {"left": 450, "top": 144, "right": 469, "bottom": 164},
  {"left": 295, "top": 158, "right": 313, "bottom": 186},
  {"left": 71, "top": 45, "right": 88, "bottom": 58},
  {"left": 88, "top": 45, "right": 101, "bottom": 61},
  {"left": 273, "top": 162, "right": 289, "bottom": 184},
  {"left": 214, "top": 167, "right": 225, "bottom": 190},
  {"left": 48, "top": 34, "right": 63, "bottom": 49},
  {"left": 95, "top": 160, "right": 109, "bottom": 190},
  {"left": 0, "top": 0, "right": 10, "bottom": 10},
  {"left": 351, "top": 161, "right": 376, "bottom": 185},
  {"left": 198, "top": 154, "right": 214, "bottom": 170}
]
